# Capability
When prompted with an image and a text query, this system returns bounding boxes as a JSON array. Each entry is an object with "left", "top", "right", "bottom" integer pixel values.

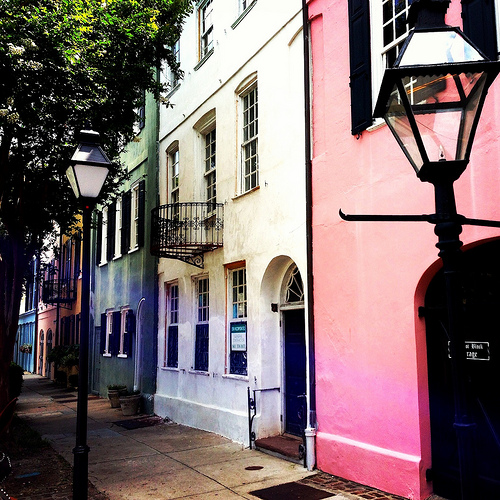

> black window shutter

[
  {"left": 121, "top": 191, "right": 131, "bottom": 255},
  {"left": 138, "top": 180, "right": 146, "bottom": 248},
  {"left": 348, "top": 0, "right": 372, "bottom": 135},
  {"left": 107, "top": 203, "right": 116, "bottom": 261},
  {"left": 100, "top": 313, "right": 107, "bottom": 354},
  {"left": 96, "top": 211, "right": 103, "bottom": 266},
  {"left": 462, "top": 0, "right": 498, "bottom": 61}
]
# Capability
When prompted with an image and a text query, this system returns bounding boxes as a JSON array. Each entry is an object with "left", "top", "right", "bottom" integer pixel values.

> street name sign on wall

[{"left": 448, "top": 341, "right": 490, "bottom": 361}]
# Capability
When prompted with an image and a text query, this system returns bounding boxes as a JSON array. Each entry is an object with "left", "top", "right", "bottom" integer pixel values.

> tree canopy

[{"left": 0, "top": 0, "right": 192, "bottom": 408}]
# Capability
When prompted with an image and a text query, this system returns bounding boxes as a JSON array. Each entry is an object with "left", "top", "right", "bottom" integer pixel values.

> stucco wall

[
  {"left": 309, "top": 1, "right": 500, "bottom": 498},
  {"left": 155, "top": 0, "right": 308, "bottom": 444}
]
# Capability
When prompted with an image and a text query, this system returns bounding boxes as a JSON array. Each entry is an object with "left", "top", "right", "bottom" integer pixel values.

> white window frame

[
  {"left": 170, "top": 148, "right": 180, "bottom": 205},
  {"left": 199, "top": 0, "right": 214, "bottom": 61},
  {"left": 192, "top": 275, "right": 210, "bottom": 373},
  {"left": 204, "top": 127, "right": 216, "bottom": 208},
  {"left": 168, "top": 39, "right": 181, "bottom": 90},
  {"left": 227, "top": 266, "right": 248, "bottom": 376},
  {"left": 103, "top": 310, "right": 113, "bottom": 357},
  {"left": 370, "top": 1, "right": 414, "bottom": 125},
  {"left": 100, "top": 207, "right": 108, "bottom": 265},
  {"left": 196, "top": 276, "right": 210, "bottom": 324},
  {"left": 164, "top": 282, "right": 180, "bottom": 368},
  {"left": 118, "top": 306, "right": 130, "bottom": 358},
  {"left": 130, "top": 182, "right": 140, "bottom": 250},
  {"left": 239, "top": 83, "right": 259, "bottom": 194},
  {"left": 114, "top": 196, "right": 122, "bottom": 259}
]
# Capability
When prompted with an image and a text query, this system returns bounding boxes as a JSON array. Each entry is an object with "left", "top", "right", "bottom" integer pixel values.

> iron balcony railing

[
  {"left": 42, "top": 278, "right": 77, "bottom": 305},
  {"left": 151, "top": 202, "right": 224, "bottom": 268}
]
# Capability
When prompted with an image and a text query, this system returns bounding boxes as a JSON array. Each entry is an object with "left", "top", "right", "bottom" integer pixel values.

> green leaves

[{"left": 0, "top": 0, "right": 192, "bottom": 245}]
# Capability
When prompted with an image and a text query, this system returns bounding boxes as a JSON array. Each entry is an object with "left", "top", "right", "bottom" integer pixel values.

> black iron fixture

[
  {"left": 340, "top": 1, "right": 500, "bottom": 499},
  {"left": 66, "top": 129, "right": 110, "bottom": 500}
]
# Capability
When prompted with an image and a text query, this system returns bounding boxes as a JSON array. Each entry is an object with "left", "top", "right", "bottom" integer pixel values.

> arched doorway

[
  {"left": 46, "top": 329, "right": 53, "bottom": 378},
  {"left": 281, "top": 265, "right": 306, "bottom": 436},
  {"left": 38, "top": 330, "right": 44, "bottom": 376},
  {"left": 425, "top": 240, "right": 500, "bottom": 499}
]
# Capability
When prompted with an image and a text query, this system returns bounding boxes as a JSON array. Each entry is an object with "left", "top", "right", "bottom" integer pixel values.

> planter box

[{"left": 119, "top": 394, "right": 141, "bottom": 416}]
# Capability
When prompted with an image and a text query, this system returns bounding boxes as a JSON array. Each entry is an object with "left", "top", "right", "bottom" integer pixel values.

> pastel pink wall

[{"left": 309, "top": 1, "right": 500, "bottom": 499}]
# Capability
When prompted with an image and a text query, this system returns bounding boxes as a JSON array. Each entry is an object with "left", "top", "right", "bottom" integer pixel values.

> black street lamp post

[
  {"left": 66, "top": 129, "right": 110, "bottom": 500},
  {"left": 341, "top": 1, "right": 500, "bottom": 498}
]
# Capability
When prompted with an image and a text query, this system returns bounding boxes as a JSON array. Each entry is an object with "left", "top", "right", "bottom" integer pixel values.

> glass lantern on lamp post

[{"left": 66, "top": 129, "right": 110, "bottom": 500}]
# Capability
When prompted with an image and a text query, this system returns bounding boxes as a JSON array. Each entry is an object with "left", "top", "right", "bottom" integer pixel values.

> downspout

[{"left": 302, "top": 0, "right": 317, "bottom": 471}]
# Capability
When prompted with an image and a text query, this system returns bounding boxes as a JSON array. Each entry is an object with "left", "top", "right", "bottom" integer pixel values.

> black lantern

[
  {"left": 374, "top": 0, "right": 500, "bottom": 185},
  {"left": 66, "top": 129, "right": 110, "bottom": 200}
]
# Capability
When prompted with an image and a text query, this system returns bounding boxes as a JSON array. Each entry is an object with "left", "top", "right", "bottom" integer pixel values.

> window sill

[
  {"left": 102, "top": 353, "right": 111, "bottom": 358},
  {"left": 99, "top": 261, "right": 107, "bottom": 267},
  {"left": 161, "top": 366, "right": 179, "bottom": 372},
  {"left": 194, "top": 48, "right": 214, "bottom": 71},
  {"left": 166, "top": 83, "right": 181, "bottom": 98},
  {"left": 113, "top": 254, "right": 122, "bottom": 261},
  {"left": 231, "top": 1, "right": 257, "bottom": 29},
  {"left": 188, "top": 369, "right": 210, "bottom": 376},
  {"left": 128, "top": 246, "right": 139, "bottom": 255},
  {"left": 232, "top": 185, "right": 260, "bottom": 201},
  {"left": 117, "top": 354, "right": 128, "bottom": 359},
  {"left": 366, "top": 118, "right": 385, "bottom": 132},
  {"left": 222, "top": 373, "right": 249, "bottom": 382}
]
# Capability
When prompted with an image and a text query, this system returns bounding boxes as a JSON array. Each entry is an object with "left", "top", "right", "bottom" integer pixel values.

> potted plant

[
  {"left": 19, "top": 343, "right": 32, "bottom": 354},
  {"left": 119, "top": 390, "right": 141, "bottom": 416},
  {"left": 107, "top": 385, "right": 127, "bottom": 408}
]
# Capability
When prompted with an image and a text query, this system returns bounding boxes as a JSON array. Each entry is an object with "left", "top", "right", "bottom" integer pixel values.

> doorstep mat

[
  {"left": 113, "top": 416, "right": 164, "bottom": 430},
  {"left": 249, "top": 481, "right": 334, "bottom": 500}
]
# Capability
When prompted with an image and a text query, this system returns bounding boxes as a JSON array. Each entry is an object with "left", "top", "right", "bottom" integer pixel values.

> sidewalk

[{"left": 8, "top": 375, "right": 411, "bottom": 500}]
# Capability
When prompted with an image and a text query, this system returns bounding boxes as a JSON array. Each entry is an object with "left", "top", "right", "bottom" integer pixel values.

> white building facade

[{"left": 153, "top": 0, "right": 309, "bottom": 445}]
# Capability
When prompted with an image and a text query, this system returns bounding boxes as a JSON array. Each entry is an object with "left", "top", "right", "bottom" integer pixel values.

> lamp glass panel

[
  {"left": 413, "top": 107, "right": 462, "bottom": 162},
  {"left": 399, "top": 30, "right": 484, "bottom": 67},
  {"left": 457, "top": 73, "right": 487, "bottom": 159},
  {"left": 66, "top": 166, "right": 80, "bottom": 198},
  {"left": 385, "top": 85, "right": 424, "bottom": 172},
  {"left": 72, "top": 164, "right": 109, "bottom": 198}
]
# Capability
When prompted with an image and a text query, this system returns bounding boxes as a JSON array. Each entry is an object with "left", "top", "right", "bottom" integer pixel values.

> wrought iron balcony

[
  {"left": 151, "top": 202, "right": 224, "bottom": 268},
  {"left": 42, "top": 278, "right": 77, "bottom": 305}
]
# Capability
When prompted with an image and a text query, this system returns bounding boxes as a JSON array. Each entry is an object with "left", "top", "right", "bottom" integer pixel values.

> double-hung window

[
  {"left": 194, "top": 277, "right": 209, "bottom": 372},
  {"left": 169, "top": 147, "right": 180, "bottom": 220},
  {"left": 229, "top": 268, "right": 247, "bottom": 375},
  {"left": 130, "top": 183, "right": 140, "bottom": 250},
  {"left": 166, "top": 283, "right": 179, "bottom": 368},
  {"left": 205, "top": 128, "right": 216, "bottom": 209},
  {"left": 114, "top": 197, "right": 122, "bottom": 259},
  {"left": 241, "top": 86, "right": 258, "bottom": 193},
  {"left": 100, "top": 207, "right": 108, "bottom": 264},
  {"left": 168, "top": 39, "right": 181, "bottom": 90},
  {"left": 199, "top": 0, "right": 214, "bottom": 60}
]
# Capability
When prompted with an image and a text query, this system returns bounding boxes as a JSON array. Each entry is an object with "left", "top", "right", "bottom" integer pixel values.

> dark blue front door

[{"left": 284, "top": 309, "right": 306, "bottom": 436}]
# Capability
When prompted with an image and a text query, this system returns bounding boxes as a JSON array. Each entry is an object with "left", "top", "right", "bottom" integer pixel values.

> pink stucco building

[{"left": 308, "top": 1, "right": 500, "bottom": 498}]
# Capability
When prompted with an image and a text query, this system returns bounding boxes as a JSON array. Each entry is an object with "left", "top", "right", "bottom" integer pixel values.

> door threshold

[{"left": 254, "top": 434, "right": 304, "bottom": 465}]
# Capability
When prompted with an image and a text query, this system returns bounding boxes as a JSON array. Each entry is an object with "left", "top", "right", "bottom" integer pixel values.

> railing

[
  {"left": 151, "top": 202, "right": 224, "bottom": 268},
  {"left": 247, "top": 386, "right": 281, "bottom": 449},
  {"left": 42, "top": 278, "right": 77, "bottom": 305}
]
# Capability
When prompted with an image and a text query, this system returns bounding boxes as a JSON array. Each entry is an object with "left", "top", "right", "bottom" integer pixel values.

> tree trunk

[{"left": 0, "top": 232, "right": 30, "bottom": 410}]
